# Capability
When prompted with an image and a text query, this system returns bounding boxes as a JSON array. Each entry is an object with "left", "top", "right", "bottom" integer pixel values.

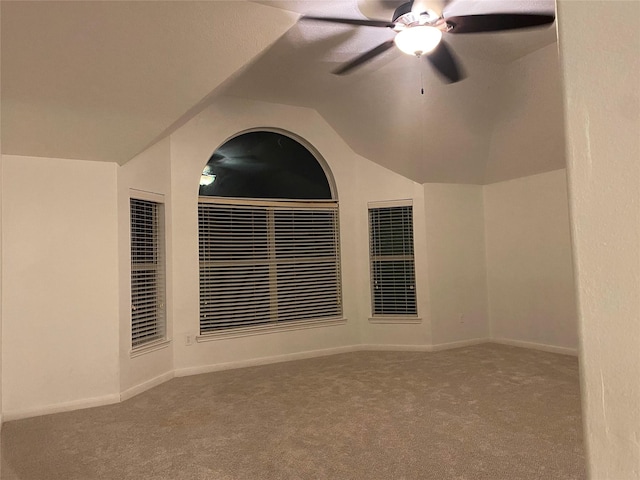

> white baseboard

[
  {"left": 429, "top": 338, "right": 491, "bottom": 352},
  {"left": 355, "top": 338, "right": 491, "bottom": 353},
  {"left": 174, "top": 345, "right": 361, "bottom": 377},
  {"left": 2, "top": 393, "right": 121, "bottom": 422},
  {"left": 120, "top": 370, "right": 175, "bottom": 402},
  {"left": 491, "top": 338, "right": 578, "bottom": 356},
  {"left": 174, "top": 341, "right": 493, "bottom": 377},
  {"left": 360, "top": 343, "right": 432, "bottom": 352}
]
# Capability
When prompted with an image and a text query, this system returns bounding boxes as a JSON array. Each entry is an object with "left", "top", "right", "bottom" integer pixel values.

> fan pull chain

[{"left": 419, "top": 56, "right": 425, "bottom": 95}]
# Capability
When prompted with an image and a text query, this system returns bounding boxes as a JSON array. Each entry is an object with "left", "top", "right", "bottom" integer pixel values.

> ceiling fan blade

[
  {"left": 301, "top": 16, "right": 396, "bottom": 28},
  {"left": 333, "top": 40, "right": 396, "bottom": 75},
  {"left": 425, "top": 40, "right": 464, "bottom": 83},
  {"left": 445, "top": 13, "right": 555, "bottom": 34}
]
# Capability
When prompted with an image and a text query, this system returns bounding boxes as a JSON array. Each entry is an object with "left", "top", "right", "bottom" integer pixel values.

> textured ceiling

[{"left": 1, "top": 0, "right": 564, "bottom": 184}]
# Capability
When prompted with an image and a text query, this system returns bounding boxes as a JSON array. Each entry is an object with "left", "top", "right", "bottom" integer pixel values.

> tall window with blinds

[
  {"left": 130, "top": 198, "right": 166, "bottom": 348},
  {"left": 369, "top": 204, "right": 417, "bottom": 316},
  {"left": 198, "top": 200, "right": 342, "bottom": 333}
]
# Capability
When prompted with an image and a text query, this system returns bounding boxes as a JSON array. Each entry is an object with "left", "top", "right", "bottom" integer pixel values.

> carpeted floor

[{"left": 0, "top": 343, "right": 585, "bottom": 479}]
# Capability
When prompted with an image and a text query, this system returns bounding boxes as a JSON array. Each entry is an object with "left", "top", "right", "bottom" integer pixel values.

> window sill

[
  {"left": 197, "top": 317, "right": 347, "bottom": 342},
  {"left": 368, "top": 317, "right": 422, "bottom": 324},
  {"left": 130, "top": 338, "right": 171, "bottom": 358}
]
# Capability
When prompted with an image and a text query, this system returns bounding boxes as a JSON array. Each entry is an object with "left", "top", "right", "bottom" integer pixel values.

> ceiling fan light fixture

[
  {"left": 200, "top": 173, "right": 216, "bottom": 186},
  {"left": 394, "top": 26, "right": 442, "bottom": 56}
]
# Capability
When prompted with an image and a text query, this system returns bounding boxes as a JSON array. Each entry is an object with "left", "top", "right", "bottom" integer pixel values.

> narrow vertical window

[
  {"left": 130, "top": 198, "right": 165, "bottom": 348},
  {"left": 369, "top": 203, "right": 417, "bottom": 316}
]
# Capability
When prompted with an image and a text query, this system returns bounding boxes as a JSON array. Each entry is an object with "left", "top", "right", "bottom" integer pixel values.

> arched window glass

[
  {"left": 199, "top": 131, "right": 332, "bottom": 200},
  {"left": 198, "top": 130, "right": 342, "bottom": 335}
]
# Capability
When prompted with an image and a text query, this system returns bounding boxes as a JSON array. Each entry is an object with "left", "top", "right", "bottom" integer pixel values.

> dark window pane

[
  {"left": 131, "top": 199, "right": 158, "bottom": 265},
  {"left": 372, "top": 260, "right": 417, "bottom": 315},
  {"left": 199, "top": 131, "right": 332, "bottom": 200},
  {"left": 369, "top": 206, "right": 414, "bottom": 257},
  {"left": 199, "top": 265, "right": 272, "bottom": 332},
  {"left": 198, "top": 204, "right": 269, "bottom": 261},
  {"left": 273, "top": 209, "right": 338, "bottom": 259},
  {"left": 198, "top": 202, "right": 342, "bottom": 333},
  {"left": 369, "top": 205, "right": 417, "bottom": 316}
]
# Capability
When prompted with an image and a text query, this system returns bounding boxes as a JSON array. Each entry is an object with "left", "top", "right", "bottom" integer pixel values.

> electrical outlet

[
  {"left": 459, "top": 314, "right": 465, "bottom": 324},
  {"left": 185, "top": 334, "right": 195, "bottom": 346}
]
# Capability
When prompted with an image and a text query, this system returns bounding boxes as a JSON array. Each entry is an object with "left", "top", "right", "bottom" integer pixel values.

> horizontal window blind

[
  {"left": 131, "top": 198, "right": 165, "bottom": 347},
  {"left": 199, "top": 201, "right": 342, "bottom": 333},
  {"left": 369, "top": 205, "right": 417, "bottom": 316}
]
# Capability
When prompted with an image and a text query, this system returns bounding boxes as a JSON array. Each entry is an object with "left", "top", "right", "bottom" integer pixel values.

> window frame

[
  {"left": 129, "top": 191, "right": 168, "bottom": 354},
  {"left": 368, "top": 200, "right": 418, "bottom": 319}
]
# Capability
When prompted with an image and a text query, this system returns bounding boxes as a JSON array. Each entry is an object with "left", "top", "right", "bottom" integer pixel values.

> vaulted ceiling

[{"left": 1, "top": 0, "right": 565, "bottom": 184}]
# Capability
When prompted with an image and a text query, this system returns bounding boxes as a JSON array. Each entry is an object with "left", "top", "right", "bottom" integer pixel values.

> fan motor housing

[
  {"left": 392, "top": 2, "right": 413, "bottom": 22},
  {"left": 392, "top": 4, "right": 441, "bottom": 30}
]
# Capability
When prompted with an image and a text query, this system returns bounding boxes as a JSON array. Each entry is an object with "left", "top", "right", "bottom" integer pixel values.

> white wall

[
  {"left": 169, "top": 95, "right": 433, "bottom": 373},
  {"left": 1, "top": 155, "right": 120, "bottom": 418},
  {"left": 424, "top": 184, "right": 489, "bottom": 346},
  {"left": 117, "top": 137, "right": 173, "bottom": 397},
  {"left": 0, "top": 154, "right": 3, "bottom": 429},
  {"left": 0, "top": 14, "right": 3, "bottom": 425},
  {"left": 558, "top": 1, "right": 640, "bottom": 477},
  {"left": 484, "top": 169, "right": 577, "bottom": 352}
]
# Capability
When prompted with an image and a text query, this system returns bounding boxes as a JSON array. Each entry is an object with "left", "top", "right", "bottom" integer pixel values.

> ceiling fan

[{"left": 301, "top": 0, "right": 555, "bottom": 83}]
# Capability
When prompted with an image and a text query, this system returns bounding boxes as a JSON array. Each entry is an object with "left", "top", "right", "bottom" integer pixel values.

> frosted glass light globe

[
  {"left": 200, "top": 173, "right": 216, "bottom": 186},
  {"left": 394, "top": 26, "right": 442, "bottom": 56}
]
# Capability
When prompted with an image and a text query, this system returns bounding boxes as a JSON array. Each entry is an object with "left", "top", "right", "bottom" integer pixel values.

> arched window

[
  {"left": 199, "top": 131, "right": 333, "bottom": 200},
  {"left": 198, "top": 131, "right": 342, "bottom": 334}
]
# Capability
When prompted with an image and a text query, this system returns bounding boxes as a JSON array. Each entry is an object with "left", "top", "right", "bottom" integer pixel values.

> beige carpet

[{"left": 1, "top": 344, "right": 585, "bottom": 479}]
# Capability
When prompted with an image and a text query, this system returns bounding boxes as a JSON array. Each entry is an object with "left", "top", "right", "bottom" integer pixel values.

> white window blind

[
  {"left": 130, "top": 198, "right": 165, "bottom": 347},
  {"left": 369, "top": 204, "right": 417, "bottom": 316},
  {"left": 198, "top": 200, "right": 342, "bottom": 333}
]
